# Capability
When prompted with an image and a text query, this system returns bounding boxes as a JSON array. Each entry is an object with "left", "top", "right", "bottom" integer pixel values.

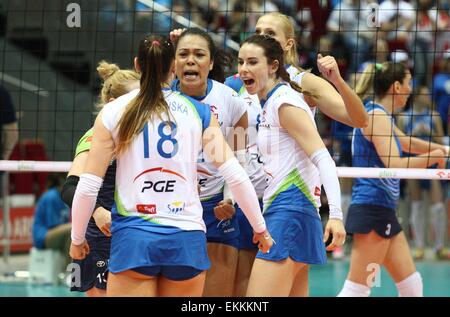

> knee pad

[
  {"left": 396, "top": 272, "right": 423, "bottom": 297},
  {"left": 337, "top": 279, "right": 371, "bottom": 297}
]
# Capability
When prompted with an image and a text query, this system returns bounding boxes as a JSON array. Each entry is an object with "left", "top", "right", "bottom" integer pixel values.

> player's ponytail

[
  {"left": 356, "top": 62, "right": 408, "bottom": 102},
  {"left": 116, "top": 34, "right": 175, "bottom": 155}
]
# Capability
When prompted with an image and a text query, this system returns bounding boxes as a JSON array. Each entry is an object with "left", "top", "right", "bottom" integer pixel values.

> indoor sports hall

[{"left": 0, "top": 0, "right": 449, "bottom": 297}]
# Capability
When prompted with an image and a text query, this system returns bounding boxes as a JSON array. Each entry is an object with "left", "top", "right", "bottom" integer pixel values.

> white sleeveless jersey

[
  {"left": 257, "top": 84, "right": 322, "bottom": 212},
  {"left": 225, "top": 75, "right": 266, "bottom": 197},
  {"left": 225, "top": 68, "right": 313, "bottom": 198},
  {"left": 173, "top": 79, "right": 247, "bottom": 200},
  {"left": 101, "top": 88, "right": 211, "bottom": 232}
]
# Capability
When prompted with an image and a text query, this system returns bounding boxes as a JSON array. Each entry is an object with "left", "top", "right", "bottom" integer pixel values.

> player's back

[{"left": 101, "top": 88, "right": 211, "bottom": 233}]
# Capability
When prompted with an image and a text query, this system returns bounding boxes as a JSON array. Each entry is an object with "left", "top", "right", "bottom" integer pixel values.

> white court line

[{"left": 0, "top": 72, "right": 49, "bottom": 98}]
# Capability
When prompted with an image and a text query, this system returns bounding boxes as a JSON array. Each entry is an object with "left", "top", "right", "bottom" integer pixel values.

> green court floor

[{"left": 0, "top": 259, "right": 448, "bottom": 297}]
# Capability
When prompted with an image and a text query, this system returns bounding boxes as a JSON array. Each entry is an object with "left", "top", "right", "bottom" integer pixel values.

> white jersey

[
  {"left": 173, "top": 79, "right": 247, "bottom": 200},
  {"left": 257, "top": 84, "right": 322, "bottom": 213},
  {"left": 225, "top": 67, "right": 313, "bottom": 198},
  {"left": 225, "top": 75, "right": 266, "bottom": 198},
  {"left": 101, "top": 88, "right": 212, "bottom": 232}
]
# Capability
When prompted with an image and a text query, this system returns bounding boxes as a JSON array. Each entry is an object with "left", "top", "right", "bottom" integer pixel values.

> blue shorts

[
  {"left": 133, "top": 265, "right": 203, "bottom": 281},
  {"left": 256, "top": 210, "right": 327, "bottom": 265},
  {"left": 109, "top": 227, "right": 210, "bottom": 281},
  {"left": 346, "top": 204, "right": 402, "bottom": 239},
  {"left": 236, "top": 199, "right": 263, "bottom": 250},
  {"left": 202, "top": 193, "right": 239, "bottom": 249},
  {"left": 70, "top": 237, "right": 110, "bottom": 292}
]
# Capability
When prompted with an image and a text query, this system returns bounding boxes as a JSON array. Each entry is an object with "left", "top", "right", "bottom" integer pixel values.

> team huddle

[{"left": 61, "top": 12, "right": 448, "bottom": 297}]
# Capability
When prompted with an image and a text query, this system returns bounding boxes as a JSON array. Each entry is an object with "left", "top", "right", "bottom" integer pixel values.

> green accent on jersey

[
  {"left": 263, "top": 168, "right": 317, "bottom": 213},
  {"left": 178, "top": 94, "right": 202, "bottom": 127},
  {"left": 238, "top": 85, "right": 246, "bottom": 96},
  {"left": 75, "top": 128, "right": 93, "bottom": 157},
  {"left": 200, "top": 185, "right": 224, "bottom": 202},
  {"left": 114, "top": 190, "right": 162, "bottom": 224}
]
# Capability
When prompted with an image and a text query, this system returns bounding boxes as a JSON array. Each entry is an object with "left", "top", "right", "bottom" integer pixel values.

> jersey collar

[
  {"left": 260, "top": 83, "right": 286, "bottom": 108},
  {"left": 172, "top": 78, "right": 213, "bottom": 100}
]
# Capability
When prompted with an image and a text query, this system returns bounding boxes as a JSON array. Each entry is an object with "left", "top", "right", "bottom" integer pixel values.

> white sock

[
  {"left": 337, "top": 279, "right": 371, "bottom": 297},
  {"left": 396, "top": 272, "right": 423, "bottom": 297},
  {"left": 429, "top": 202, "right": 446, "bottom": 251},
  {"left": 410, "top": 201, "right": 425, "bottom": 249}
]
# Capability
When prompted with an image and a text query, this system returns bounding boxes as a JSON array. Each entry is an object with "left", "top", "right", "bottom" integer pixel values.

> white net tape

[{"left": 1, "top": 160, "right": 449, "bottom": 180}]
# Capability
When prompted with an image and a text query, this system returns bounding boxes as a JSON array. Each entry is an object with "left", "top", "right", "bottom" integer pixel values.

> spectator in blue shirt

[{"left": 32, "top": 173, "right": 71, "bottom": 265}]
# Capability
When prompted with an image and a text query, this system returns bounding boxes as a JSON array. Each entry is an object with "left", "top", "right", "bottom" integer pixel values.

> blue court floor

[{"left": 0, "top": 259, "right": 448, "bottom": 297}]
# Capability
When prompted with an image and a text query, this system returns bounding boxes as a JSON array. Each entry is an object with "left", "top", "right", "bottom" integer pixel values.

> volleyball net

[{"left": 1, "top": 1, "right": 449, "bottom": 261}]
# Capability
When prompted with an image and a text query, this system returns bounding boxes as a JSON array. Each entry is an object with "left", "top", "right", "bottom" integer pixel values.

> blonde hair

[
  {"left": 258, "top": 12, "right": 305, "bottom": 73},
  {"left": 355, "top": 63, "right": 376, "bottom": 102},
  {"left": 96, "top": 60, "right": 140, "bottom": 106}
]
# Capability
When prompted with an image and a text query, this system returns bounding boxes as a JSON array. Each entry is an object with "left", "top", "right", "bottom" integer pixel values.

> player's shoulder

[
  {"left": 224, "top": 74, "right": 245, "bottom": 95},
  {"left": 210, "top": 79, "right": 241, "bottom": 99}
]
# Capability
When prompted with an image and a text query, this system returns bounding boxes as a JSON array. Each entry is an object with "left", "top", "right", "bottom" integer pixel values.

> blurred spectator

[
  {"left": 379, "top": 0, "right": 415, "bottom": 51},
  {"left": 135, "top": 0, "right": 190, "bottom": 34},
  {"left": 0, "top": 84, "right": 18, "bottom": 160},
  {"left": 32, "top": 173, "right": 71, "bottom": 266},
  {"left": 397, "top": 85, "right": 448, "bottom": 260},
  {"left": 411, "top": 0, "right": 436, "bottom": 86},
  {"left": 390, "top": 49, "right": 414, "bottom": 70},
  {"left": 246, "top": 0, "right": 279, "bottom": 32},
  {"left": 272, "top": 0, "right": 297, "bottom": 17},
  {"left": 357, "top": 39, "right": 390, "bottom": 80},
  {"left": 226, "top": 1, "right": 248, "bottom": 43},
  {"left": 430, "top": 0, "right": 450, "bottom": 57},
  {"left": 326, "top": 0, "right": 373, "bottom": 72},
  {"left": 432, "top": 49, "right": 450, "bottom": 134}
]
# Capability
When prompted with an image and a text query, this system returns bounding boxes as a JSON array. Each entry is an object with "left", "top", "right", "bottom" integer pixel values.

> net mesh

[{"left": 0, "top": 0, "right": 448, "bottom": 163}]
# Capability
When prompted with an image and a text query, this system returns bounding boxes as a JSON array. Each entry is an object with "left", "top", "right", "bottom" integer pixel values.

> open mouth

[
  {"left": 183, "top": 71, "right": 199, "bottom": 80},
  {"left": 243, "top": 79, "right": 255, "bottom": 86}
]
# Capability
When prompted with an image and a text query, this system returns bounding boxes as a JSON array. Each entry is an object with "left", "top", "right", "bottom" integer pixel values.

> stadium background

[{"left": 0, "top": 0, "right": 449, "bottom": 296}]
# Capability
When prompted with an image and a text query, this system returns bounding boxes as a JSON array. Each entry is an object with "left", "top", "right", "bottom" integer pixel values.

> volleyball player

[
  {"left": 61, "top": 61, "right": 140, "bottom": 296},
  {"left": 238, "top": 34, "right": 346, "bottom": 297},
  {"left": 171, "top": 28, "right": 249, "bottom": 296},
  {"left": 225, "top": 12, "right": 368, "bottom": 296},
  {"left": 338, "top": 63, "right": 447, "bottom": 297},
  {"left": 69, "top": 34, "right": 272, "bottom": 297}
]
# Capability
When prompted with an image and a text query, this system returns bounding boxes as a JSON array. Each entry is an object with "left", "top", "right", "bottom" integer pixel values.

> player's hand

[
  {"left": 323, "top": 219, "right": 346, "bottom": 251},
  {"left": 169, "top": 28, "right": 186, "bottom": 44},
  {"left": 93, "top": 206, "right": 111, "bottom": 237},
  {"left": 214, "top": 199, "right": 235, "bottom": 220},
  {"left": 253, "top": 229, "right": 274, "bottom": 254},
  {"left": 70, "top": 240, "right": 90, "bottom": 260},
  {"left": 317, "top": 53, "right": 342, "bottom": 85}
]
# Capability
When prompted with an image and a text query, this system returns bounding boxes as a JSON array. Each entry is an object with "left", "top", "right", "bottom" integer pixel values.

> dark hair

[
  {"left": 116, "top": 34, "right": 175, "bottom": 154},
  {"left": 241, "top": 34, "right": 307, "bottom": 95},
  {"left": 47, "top": 173, "right": 64, "bottom": 189},
  {"left": 176, "top": 28, "right": 231, "bottom": 83},
  {"left": 356, "top": 62, "right": 409, "bottom": 100}
]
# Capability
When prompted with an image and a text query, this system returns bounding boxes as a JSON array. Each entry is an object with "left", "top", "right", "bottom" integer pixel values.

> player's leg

[
  {"left": 202, "top": 242, "right": 238, "bottom": 296},
  {"left": 383, "top": 232, "right": 422, "bottom": 297}
]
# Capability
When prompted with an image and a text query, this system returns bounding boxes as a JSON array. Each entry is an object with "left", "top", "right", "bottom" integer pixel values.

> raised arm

[{"left": 303, "top": 55, "right": 368, "bottom": 128}]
